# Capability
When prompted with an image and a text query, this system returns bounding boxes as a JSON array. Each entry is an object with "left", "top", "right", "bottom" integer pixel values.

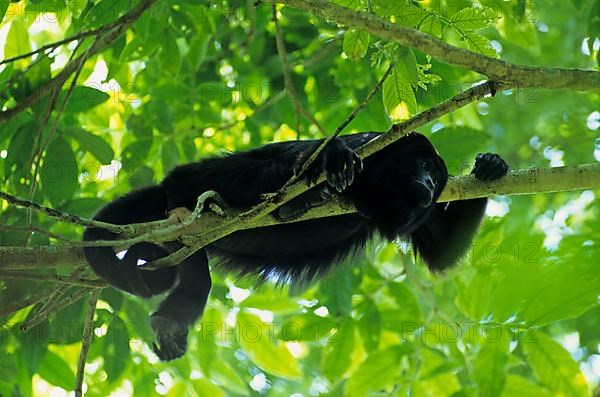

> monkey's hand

[
  {"left": 471, "top": 153, "right": 509, "bottom": 181},
  {"left": 294, "top": 137, "right": 363, "bottom": 192},
  {"left": 150, "top": 315, "right": 188, "bottom": 361}
]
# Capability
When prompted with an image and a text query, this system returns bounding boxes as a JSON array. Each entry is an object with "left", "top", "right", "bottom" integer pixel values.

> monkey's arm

[{"left": 411, "top": 153, "right": 509, "bottom": 271}]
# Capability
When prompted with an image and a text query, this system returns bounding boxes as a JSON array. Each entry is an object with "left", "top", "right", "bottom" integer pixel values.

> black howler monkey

[{"left": 83, "top": 132, "right": 508, "bottom": 360}]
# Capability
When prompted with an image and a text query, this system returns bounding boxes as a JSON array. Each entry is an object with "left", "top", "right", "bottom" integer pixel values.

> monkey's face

[
  {"left": 411, "top": 156, "right": 446, "bottom": 207},
  {"left": 392, "top": 133, "right": 448, "bottom": 208}
]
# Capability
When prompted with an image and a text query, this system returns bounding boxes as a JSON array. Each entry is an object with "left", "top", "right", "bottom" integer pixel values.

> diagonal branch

[{"left": 262, "top": 0, "right": 600, "bottom": 92}]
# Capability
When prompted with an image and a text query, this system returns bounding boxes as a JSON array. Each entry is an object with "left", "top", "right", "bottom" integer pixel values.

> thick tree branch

[
  {"left": 263, "top": 0, "right": 600, "bottom": 92},
  {"left": 3, "top": 162, "right": 597, "bottom": 270}
]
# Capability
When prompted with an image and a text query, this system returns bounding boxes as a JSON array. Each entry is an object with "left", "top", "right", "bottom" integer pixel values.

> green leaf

[
  {"left": 192, "top": 378, "right": 226, "bottom": 397},
  {"left": 429, "top": 127, "right": 489, "bottom": 171},
  {"left": 322, "top": 319, "right": 355, "bottom": 381},
  {"left": 501, "top": 375, "right": 552, "bottom": 397},
  {"left": 454, "top": 269, "right": 496, "bottom": 320},
  {"left": 346, "top": 345, "right": 411, "bottom": 397},
  {"left": 357, "top": 299, "right": 380, "bottom": 351},
  {"left": 41, "top": 137, "right": 78, "bottom": 206},
  {"left": 0, "top": 3, "right": 9, "bottom": 22},
  {"left": 4, "top": 21, "right": 31, "bottom": 63},
  {"left": 473, "top": 330, "right": 510, "bottom": 397},
  {"left": 84, "top": 0, "right": 126, "bottom": 28},
  {"left": 209, "top": 360, "right": 250, "bottom": 396},
  {"left": 121, "top": 140, "right": 153, "bottom": 172},
  {"left": 161, "top": 29, "right": 181, "bottom": 76},
  {"left": 343, "top": 28, "right": 369, "bottom": 60},
  {"left": 383, "top": 66, "right": 417, "bottom": 122},
  {"left": 463, "top": 32, "right": 498, "bottom": 58},
  {"left": 237, "top": 311, "right": 301, "bottom": 380},
  {"left": 161, "top": 139, "right": 180, "bottom": 173},
  {"left": 420, "top": 14, "right": 443, "bottom": 37},
  {"left": 450, "top": 7, "right": 499, "bottom": 31},
  {"left": 386, "top": 281, "right": 423, "bottom": 323},
  {"left": 522, "top": 332, "right": 589, "bottom": 396},
  {"left": 69, "top": 128, "right": 114, "bottom": 164},
  {"left": 62, "top": 86, "right": 110, "bottom": 113},
  {"left": 241, "top": 291, "right": 301, "bottom": 313},
  {"left": 521, "top": 272, "right": 600, "bottom": 326},
  {"left": 37, "top": 351, "right": 75, "bottom": 390},
  {"left": 392, "top": 47, "right": 418, "bottom": 83},
  {"left": 5, "top": 121, "right": 35, "bottom": 182},
  {"left": 61, "top": 197, "right": 105, "bottom": 217}
]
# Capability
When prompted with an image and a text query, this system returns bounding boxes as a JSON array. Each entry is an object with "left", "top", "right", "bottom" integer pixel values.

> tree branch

[
  {"left": 0, "top": 162, "right": 598, "bottom": 271},
  {"left": 263, "top": 0, "right": 600, "bottom": 92},
  {"left": 74, "top": 290, "right": 100, "bottom": 397}
]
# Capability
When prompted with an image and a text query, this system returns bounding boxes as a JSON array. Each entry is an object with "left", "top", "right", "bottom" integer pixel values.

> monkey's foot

[
  {"left": 167, "top": 207, "right": 193, "bottom": 224},
  {"left": 150, "top": 315, "right": 189, "bottom": 361}
]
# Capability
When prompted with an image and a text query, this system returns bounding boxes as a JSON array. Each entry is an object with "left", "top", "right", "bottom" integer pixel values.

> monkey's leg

[{"left": 149, "top": 249, "right": 212, "bottom": 361}]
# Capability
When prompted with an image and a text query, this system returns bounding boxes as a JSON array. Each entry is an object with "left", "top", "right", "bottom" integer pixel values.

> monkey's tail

[{"left": 83, "top": 185, "right": 175, "bottom": 297}]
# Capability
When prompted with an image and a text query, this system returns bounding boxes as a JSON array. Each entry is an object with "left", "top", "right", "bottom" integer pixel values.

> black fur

[{"left": 83, "top": 132, "right": 508, "bottom": 360}]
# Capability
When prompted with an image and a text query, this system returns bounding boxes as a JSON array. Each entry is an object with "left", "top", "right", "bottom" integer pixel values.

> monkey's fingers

[{"left": 472, "top": 153, "right": 509, "bottom": 181}]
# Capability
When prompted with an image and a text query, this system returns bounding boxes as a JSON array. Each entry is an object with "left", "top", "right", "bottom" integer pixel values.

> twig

[
  {"left": 28, "top": 39, "right": 92, "bottom": 213},
  {"left": 272, "top": 4, "right": 326, "bottom": 135},
  {"left": 0, "top": 225, "right": 73, "bottom": 242},
  {"left": 20, "top": 288, "right": 93, "bottom": 331},
  {"left": 0, "top": 289, "right": 56, "bottom": 317},
  {"left": 0, "top": 245, "right": 84, "bottom": 270},
  {"left": 0, "top": 17, "right": 125, "bottom": 67},
  {"left": 74, "top": 289, "right": 100, "bottom": 397},
  {"left": 287, "top": 62, "right": 395, "bottom": 188},
  {"left": 335, "top": 62, "right": 394, "bottom": 135},
  {"left": 0, "top": 270, "right": 106, "bottom": 288},
  {"left": 0, "top": 190, "right": 124, "bottom": 233},
  {"left": 360, "top": 81, "right": 501, "bottom": 157}
]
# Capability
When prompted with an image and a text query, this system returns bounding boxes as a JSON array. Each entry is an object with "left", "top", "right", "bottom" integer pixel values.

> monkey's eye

[{"left": 421, "top": 160, "right": 429, "bottom": 170}]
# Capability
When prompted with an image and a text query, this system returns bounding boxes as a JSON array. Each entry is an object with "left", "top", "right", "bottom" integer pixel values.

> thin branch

[
  {"left": 0, "top": 270, "right": 106, "bottom": 288},
  {"left": 262, "top": 0, "right": 600, "bottom": 92},
  {"left": 0, "top": 0, "right": 159, "bottom": 123},
  {"left": 272, "top": 4, "right": 326, "bottom": 135},
  {"left": 334, "top": 62, "right": 394, "bottom": 135},
  {"left": 0, "top": 225, "right": 74, "bottom": 242},
  {"left": 20, "top": 288, "right": 93, "bottom": 332},
  {"left": 362, "top": 81, "right": 501, "bottom": 157},
  {"left": 28, "top": 39, "right": 91, "bottom": 212},
  {"left": 0, "top": 13, "right": 129, "bottom": 67},
  {"left": 0, "top": 289, "right": 57, "bottom": 317},
  {"left": 287, "top": 62, "right": 395, "bottom": 188},
  {"left": 0, "top": 191, "right": 124, "bottom": 233},
  {"left": 74, "top": 289, "right": 100, "bottom": 397}
]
